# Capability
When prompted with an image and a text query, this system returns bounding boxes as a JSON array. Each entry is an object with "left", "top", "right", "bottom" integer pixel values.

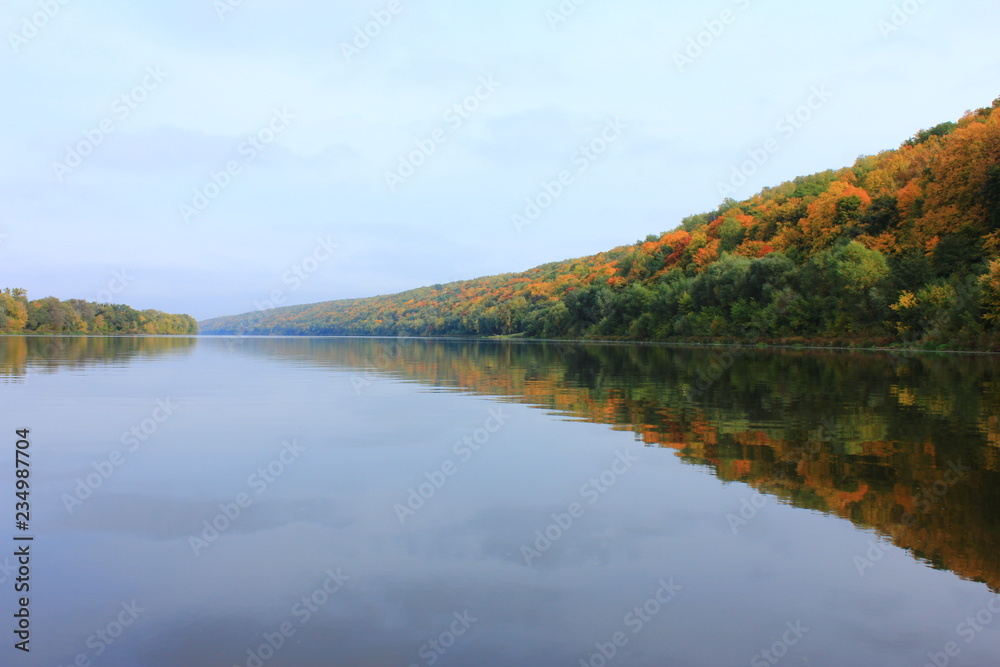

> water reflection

[
  {"left": 4, "top": 335, "right": 1000, "bottom": 666},
  {"left": 0, "top": 335, "right": 196, "bottom": 380},
  {"left": 214, "top": 337, "right": 1000, "bottom": 592}
]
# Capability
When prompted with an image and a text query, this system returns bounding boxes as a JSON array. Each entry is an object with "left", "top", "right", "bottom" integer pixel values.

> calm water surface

[{"left": 1, "top": 336, "right": 999, "bottom": 666}]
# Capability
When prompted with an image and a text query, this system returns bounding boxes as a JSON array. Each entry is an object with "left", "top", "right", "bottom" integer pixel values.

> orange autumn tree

[
  {"left": 660, "top": 230, "right": 692, "bottom": 267},
  {"left": 917, "top": 109, "right": 1000, "bottom": 245},
  {"left": 796, "top": 180, "right": 873, "bottom": 254}
]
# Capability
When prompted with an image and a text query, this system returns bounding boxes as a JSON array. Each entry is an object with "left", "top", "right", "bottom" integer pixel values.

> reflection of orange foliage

[
  {"left": 859, "top": 440, "right": 898, "bottom": 458},
  {"left": 835, "top": 483, "right": 869, "bottom": 508},
  {"left": 733, "top": 430, "right": 774, "bottom": 447},
  {"left": 732, "top": 459, "right": 753, "bottom": 478},
  {"left": 982, "top": 415, "right": 1000, "bottom": 447},
  {"left": 264, "top": 337, "right": 1000, "bottom": 592},
  {"left": 894, "top": 484, "right": 918, "bottom": 515}
]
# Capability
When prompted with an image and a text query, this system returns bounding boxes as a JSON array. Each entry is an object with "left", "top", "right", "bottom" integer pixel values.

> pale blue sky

[{"left": 2, "top": 0, "right": 998, "bottom": 320}]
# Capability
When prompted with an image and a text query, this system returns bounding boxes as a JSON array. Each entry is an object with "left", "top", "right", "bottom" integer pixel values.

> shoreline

[{"left": 60, "top": 331, "right": 995, "bottom": 356}]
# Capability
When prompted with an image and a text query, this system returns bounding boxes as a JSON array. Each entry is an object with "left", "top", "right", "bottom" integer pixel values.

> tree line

[{"left": 0, "top": 288, "right": 198, "bottom": 335}]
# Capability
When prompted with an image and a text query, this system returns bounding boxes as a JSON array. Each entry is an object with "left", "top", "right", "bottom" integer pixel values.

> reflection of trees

[
  {"left": 0, "top": 336, "right": 197, "bottom": 380},
  {"left": 7, "top": 335, "right": 995, "bottom": 589},
  {"left": 217, "top": 337, "right": 1000, "bottom": 591}
]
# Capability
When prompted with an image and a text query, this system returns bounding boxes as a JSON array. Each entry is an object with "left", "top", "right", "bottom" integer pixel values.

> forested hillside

[
  {"left": 202, "top": 97, "right": 1000, "bottom": 350},
  {"left": 0, "top": 289, "right": 198, "bottom": 335}
]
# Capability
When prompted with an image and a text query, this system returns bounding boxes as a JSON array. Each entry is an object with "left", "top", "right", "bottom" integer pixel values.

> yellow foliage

[
  {"left": 890, "top": 291, "right": 918, "bottom": 312},
  {"left": 797, "top": 180, "right": 873, "bottom": 253}
]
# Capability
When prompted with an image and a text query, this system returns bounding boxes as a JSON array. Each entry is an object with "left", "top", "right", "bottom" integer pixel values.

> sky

[{"left": 1, "top": 0, "right": 999, "bottom": 321}]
